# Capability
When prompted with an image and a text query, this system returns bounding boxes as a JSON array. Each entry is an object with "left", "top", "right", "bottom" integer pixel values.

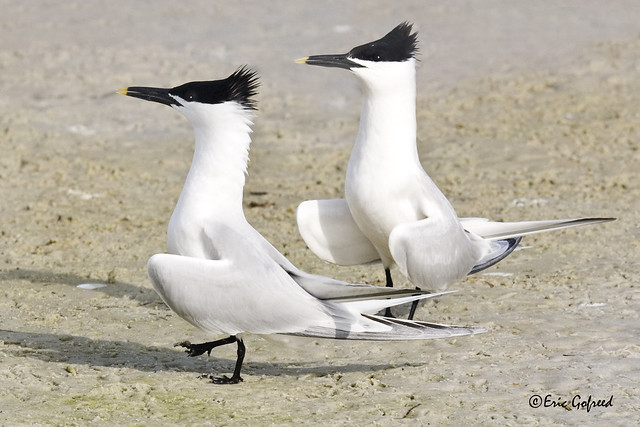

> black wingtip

[{"left": 468, "top": 236, "right": 522, "bottom": 275}]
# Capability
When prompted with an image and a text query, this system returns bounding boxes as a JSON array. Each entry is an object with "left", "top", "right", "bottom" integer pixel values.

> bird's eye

[{"left": 185, "top": 91, "right": 197, "bottom": 101}]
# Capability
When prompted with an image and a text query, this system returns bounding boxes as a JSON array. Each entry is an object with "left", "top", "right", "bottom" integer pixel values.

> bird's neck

[
  {"left": 346, "top": 62, "right": 460, "bottom": 221},
  {"left": 169, "top": 104, "right": 254, "bottom": 252},
  {"left": 351, "top": 62, "right": 419, "bottom": 170},
  {"left": 187, "top": 125, "right": 250, "bottom": 212}
]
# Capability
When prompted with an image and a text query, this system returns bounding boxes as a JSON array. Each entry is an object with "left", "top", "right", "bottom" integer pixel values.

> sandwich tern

[
  {"left": 118, "top": 67, "right": 484, "bottom": 384},
  {"left": 295, "top": 23, "right": 615, "bottom": 318}
]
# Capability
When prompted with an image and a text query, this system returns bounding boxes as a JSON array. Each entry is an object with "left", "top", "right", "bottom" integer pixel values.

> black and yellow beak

[
  {"left": 296, "top": 53, "right": 364, "bottom": 70},
  {"left": 117, "top": 86, "right": 177, "bottom": 107}
]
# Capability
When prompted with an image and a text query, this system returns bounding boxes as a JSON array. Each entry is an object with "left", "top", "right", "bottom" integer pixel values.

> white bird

[
  {"left": 118, "top": 67, "right": 485, "bottom": 384},
  {"left": 295, "top": 23, "right": 615, "bottom": 318}
]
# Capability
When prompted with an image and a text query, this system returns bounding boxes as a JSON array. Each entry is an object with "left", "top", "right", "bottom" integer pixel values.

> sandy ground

[{"left": 1, "top": 1, "right": 639, "bottom": 425}]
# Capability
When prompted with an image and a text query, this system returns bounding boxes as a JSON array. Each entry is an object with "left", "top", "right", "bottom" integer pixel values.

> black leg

[
  {"left": 383, "top": 268, "right": 421, "bottom": 320},
  {"left": 176, "top": 335, "right": 245, "bottom": 384},
  {"left": 384, "top": 268, "right": 393, "bottom": 288},
  {"left": 384, "top": 268, "right": 395, "bottom": 318},
  {"left": 176, "top": 335, "right": 238, "bottom": 357},
  {"left": 211, "top": 338, "right": 245, "bottom": 384},
  {"left": 407, "top": 287, "right": 421, "bottom": 320}
]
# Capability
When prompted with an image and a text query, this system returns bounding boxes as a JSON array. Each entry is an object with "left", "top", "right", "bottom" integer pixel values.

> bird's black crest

[
  {"left": 349, "top": 22, "right": 418, "bottom": 62},
  {"left": 170, "top": 66, "right": 259, "bottom": 109}
]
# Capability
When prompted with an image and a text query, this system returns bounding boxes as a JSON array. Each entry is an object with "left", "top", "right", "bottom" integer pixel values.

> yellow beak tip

[
  {"left": 116, "top": 87, "right": 129, "bottom": 95},
  {"left": 294, "top": 57, "right": 309, "bottom": 65}
]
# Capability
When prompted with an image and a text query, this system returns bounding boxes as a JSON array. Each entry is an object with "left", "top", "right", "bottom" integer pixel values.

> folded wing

[{"left": 389, "top": 218, "right": 482, "bottom": 291}]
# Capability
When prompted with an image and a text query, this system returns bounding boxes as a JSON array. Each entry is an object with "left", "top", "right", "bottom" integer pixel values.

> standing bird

[
  {"left": 118, "top": 67, "right": 485, "bottom": 384},
  {"left": 295, "top": 23, "right": 614, "bottom": 318}
]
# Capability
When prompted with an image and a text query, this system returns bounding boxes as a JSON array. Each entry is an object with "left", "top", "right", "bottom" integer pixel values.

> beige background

[{"left": 1, "top": 1, "right": 638, "bottom": 424}]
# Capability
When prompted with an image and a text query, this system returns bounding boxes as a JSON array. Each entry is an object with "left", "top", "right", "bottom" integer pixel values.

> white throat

[
  {"left": 343, "top": 58, "right": 463, "bottom": 263},
  {"left": 350, "top": 58, "right": 419, "bottom": 169},
  {"left": 167, "top": 101, "right": 254, "bottom": 256}
]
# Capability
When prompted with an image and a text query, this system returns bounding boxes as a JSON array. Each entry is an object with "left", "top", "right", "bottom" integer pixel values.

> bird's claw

[
  {"left": 175, "top": 340, "right": 211, "bottom": 357},
  {"left": 210, "top": 374, "right": 243, "bottom": 385}
]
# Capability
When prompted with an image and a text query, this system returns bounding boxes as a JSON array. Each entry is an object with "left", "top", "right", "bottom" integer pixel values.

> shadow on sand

[
  {"left": 0, "top": 329, "right": 406, "bottom": 380},
  {"left": 0, "top": 267, "right": 159, "bottom": 302}
]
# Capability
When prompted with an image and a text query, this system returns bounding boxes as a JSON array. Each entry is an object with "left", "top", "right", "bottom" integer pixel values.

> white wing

[
  {"left": 147, "top": 252, "right": 330, "bottom": 336},
  {"left": 148, "top": 252, "right": 485, "bottom": 339},
  {"left": 148, "top": 224, "right": 484, "bottom": 340},
  {"left": 296, "top": 199, "right": 380, "bottom": 265}
]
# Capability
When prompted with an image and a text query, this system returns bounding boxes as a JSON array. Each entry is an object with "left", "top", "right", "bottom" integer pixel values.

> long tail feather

[
  {"left": 291, "top": 313, "right": 486, "bottom": 340},
  {"left": 289, "top": 269, "right": 437, "bottom": 302},
  {"left": 343, "top": 291, "right": 456, "bottom": 315},
  {"left": 462, "top": 217, "right": 615, "bottom": 241}
]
